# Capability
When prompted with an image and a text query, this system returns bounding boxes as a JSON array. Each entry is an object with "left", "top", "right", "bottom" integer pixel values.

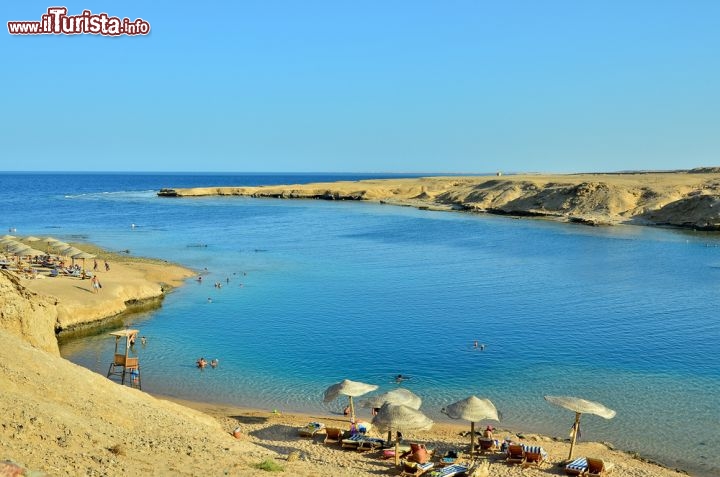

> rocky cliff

[
  {"left": 0, "top": 270, "right": 59, "bottom": 355},
  {"left": 159, "top": 171, "right": 720, "bottom": 230}
]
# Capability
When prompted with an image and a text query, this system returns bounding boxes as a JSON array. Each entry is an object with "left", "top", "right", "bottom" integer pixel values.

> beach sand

[{"left": 0, "top": 242, "right": 693, "bottom": 476}]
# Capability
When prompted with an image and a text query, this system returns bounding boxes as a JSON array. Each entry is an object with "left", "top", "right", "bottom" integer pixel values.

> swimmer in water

[
  {"left": 210, "top": 359, "right": 219, "bottom": 368},
  {"left": 395, "top": 374, "right": 409, "bottom": 383}
]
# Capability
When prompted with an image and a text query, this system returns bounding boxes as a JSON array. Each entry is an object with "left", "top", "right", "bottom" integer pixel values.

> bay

[{"left": 1, "top": 173, "right": 718, "bottom": 476}]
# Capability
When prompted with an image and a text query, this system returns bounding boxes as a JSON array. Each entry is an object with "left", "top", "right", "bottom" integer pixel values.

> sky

[{"left": 1, "top": 1, "right": 719, "bottom": 173}]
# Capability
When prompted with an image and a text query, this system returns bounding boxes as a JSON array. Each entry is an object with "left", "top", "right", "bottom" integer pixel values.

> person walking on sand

[
  {"left": 93, "top": 259, "right": 98, "bottom": 271},
  {"left": 104, "top": 260, "right": 110, "bottom": 272},
  {"left": 91, "top": 276, "right": 100, "bottom": 293}
]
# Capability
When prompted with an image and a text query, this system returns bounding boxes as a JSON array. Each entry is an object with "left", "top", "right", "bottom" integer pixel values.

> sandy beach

[
  {"left": 0, "top": 240, "right": 695, "bottom": 476},
  {"left": 159, "top": 169, "right": 720, "bottom": 230}
]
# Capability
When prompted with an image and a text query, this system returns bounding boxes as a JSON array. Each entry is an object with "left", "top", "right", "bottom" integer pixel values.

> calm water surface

[{"left": 1, "top": 173, "right": 718, "bottom": 476}]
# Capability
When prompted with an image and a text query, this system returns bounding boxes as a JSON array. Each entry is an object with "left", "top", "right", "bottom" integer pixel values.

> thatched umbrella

[
  {"left": 24, "top": 236, "right": 41, "bottom": 242},
  {"left": 323, "top": 379, "right": 378, "bottom": 422},
  {"left": 361, "top": 388, "right": 422, "bottom": 411},
  {"left": 361, "top": 388, "right": 422, "bottom": 442},
  {"left": 442, "top": 396, "right": 500, "bottom": 455},
  {"left": 372, "top": 402, "right": 433, "bottom": 466},
  {"left": 7, "top": 243, "right": 32, "bottom": 263},
  {"left": 72, "top": 251, "right": 96, "bottom": 273},
  {"left": 544, "top": 395, "right": 616, "bottom": 460},
  {"left": 58, "top": 246, "right": 83, "bottom": 266}
]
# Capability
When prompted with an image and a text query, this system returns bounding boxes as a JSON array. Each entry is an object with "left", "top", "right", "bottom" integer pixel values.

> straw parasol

[
  {"left": 361, "top": 388, "right": 422, "bottom": 442},
  {"left": 544, "top": 395, "right": 616, "bottom": 460},
  {"left": 323, "top": 379, "right": 378, "bottom": 422},
  {"left": 372, "top": 402, "right": 433, "bottom": 466},
  {"left": 24, "top": 236, "right": 41, "bottom": 242},
  {"left": 72, "top": 251, "right": 96, "bottom": 272},
  {"left": 442, "top": 395, "right": 500, "bottom": 455},
  {"left": 361, "top": 388, "right": 422, "bottom": 411}
]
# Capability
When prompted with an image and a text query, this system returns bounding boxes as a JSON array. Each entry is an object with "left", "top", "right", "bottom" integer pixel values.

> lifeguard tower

[{"left": 106, "top": 329, "right": 141, "bottom": 389}]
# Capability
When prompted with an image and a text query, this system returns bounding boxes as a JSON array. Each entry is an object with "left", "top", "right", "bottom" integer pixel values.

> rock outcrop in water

[{"left": 158, "top": 170, "right": 720, "bottom": 231}]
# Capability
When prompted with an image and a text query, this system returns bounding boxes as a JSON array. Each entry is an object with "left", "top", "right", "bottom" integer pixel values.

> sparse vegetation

[{"left": 253, "top": 458, "right": 284, "bottom": 472}]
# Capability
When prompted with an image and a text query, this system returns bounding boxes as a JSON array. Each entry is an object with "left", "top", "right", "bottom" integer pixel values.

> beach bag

[{"left": 99, "top": 282, "right": 102, "bottom": 288}]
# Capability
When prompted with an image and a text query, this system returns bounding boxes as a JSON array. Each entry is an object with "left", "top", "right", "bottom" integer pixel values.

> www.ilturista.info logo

[{"left": 8, "top": 7, "right": 150, "bottom": 36}]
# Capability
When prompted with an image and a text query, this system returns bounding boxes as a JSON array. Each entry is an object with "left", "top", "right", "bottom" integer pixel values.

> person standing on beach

[
  {"left": 93, "top": 259, "right": 98, "bottom": 271},
  {"left": 104, "top": 260, "right": 110, "bottom": 272}
]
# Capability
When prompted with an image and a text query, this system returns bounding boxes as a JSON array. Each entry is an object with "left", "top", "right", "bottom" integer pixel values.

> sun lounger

[
  {"left": 322, "top": 427, "right": 345, "bottom": 445},
  {"left": 427, "top": 463, "right": 469, "bottom": 477},
  {"left": 478, "top": 438, "right": 497, "bottom": 452},
  {"left": 400, "top": 461, "right": 434, "bottom": 476},
  {"left": 505, "top": 444, "right": 526, "bottom": 464},
  {"left": 587, "top": 457, "right": 615, "bottom": 476},
  {"left": 523, "top": 445, "right": 548, "bottom": 464},
  {"left": 297, "top": 421, "right": 325, "bottom": 437},
  {"left": 565, "top": 457, "right": 588, "bottom": 476},
  {"left": 341, "top": 434, "right": 385, "bottom": 450},
  {"left": 438, "top": 449, "right": 459, "bottom": 466}
]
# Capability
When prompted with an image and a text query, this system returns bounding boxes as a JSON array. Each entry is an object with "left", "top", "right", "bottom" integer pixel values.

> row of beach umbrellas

[
  {"left": 323, "top": 378, "right": 615, "bottom": 463},
  {"left": 0, "top": 235, "right": 96, "bottom": 269}
]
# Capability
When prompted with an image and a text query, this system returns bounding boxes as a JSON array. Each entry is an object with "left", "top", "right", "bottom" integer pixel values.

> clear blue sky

[{"left": 2, "top": 1, "right": 719, "bottom": 173}]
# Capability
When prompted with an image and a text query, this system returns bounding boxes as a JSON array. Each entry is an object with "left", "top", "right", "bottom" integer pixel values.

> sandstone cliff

[{"left": 0, "top": 270, "right": 59, "bottom": 355}]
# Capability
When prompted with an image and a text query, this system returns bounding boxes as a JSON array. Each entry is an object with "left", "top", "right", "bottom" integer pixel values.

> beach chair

[
  {"left": 587, "top": 457, "right": 615, "bottom": 476},
  {"left": 505, "top": 444, "right": 526, "bottom": 465},
  {"left": 297, "top": 421, "right": 325, "bottom": 437},
  {"left": 438, "top": 449, "right": 459, "bottom": 466},
  {"left": 478, "top": 438, "right": 496, "bottom": 452},
  {"left": 565, "top": 457, "right": 588, "bottom": 476},
  {"left": 323, "top": 427, "right": 344, "bottom": 445},
  {"left": 400, "top": 461, "right": 434, "bottom": 476},
  {"left": 427, "top": 463, "right": 469, "bottom": 476},
  {"left": 355, "top": 436, "right": 385, "bottom": 452},
  {"left": 523, "top": 445, "right": 548, "bottom": 465}
]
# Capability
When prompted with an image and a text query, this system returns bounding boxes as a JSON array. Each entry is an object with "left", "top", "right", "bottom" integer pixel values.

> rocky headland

[{"left": 159, "top": 169, "right": 720, "bottom": 230}]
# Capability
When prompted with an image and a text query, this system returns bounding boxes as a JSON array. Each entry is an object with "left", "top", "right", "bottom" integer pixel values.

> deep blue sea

[{"left": 1, "top": 173, "right": 718, "bottom": 476}]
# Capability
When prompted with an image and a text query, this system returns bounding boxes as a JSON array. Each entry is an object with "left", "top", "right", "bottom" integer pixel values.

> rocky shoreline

[{"left": 158, "top": 169, "right": 720, "bottom": 231}]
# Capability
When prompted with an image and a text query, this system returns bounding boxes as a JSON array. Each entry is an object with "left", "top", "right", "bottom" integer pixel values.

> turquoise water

[{"left": 2, "top": 173, "right": 718, "bottom": 476}]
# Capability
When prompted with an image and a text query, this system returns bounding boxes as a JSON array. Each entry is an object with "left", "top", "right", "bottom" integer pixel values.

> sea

[{"left": 1, "top": 172, "right": 718, "bottom": 476}]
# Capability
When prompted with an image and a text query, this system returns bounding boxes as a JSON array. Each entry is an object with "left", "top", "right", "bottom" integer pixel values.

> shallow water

[{"left": 2, "top": 173, "right": 718, "bottom": 476}]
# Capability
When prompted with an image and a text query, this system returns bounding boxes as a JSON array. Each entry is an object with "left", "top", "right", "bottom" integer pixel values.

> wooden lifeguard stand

[{"left": 106, "top": 329, "right": 141, "bottom": 389}]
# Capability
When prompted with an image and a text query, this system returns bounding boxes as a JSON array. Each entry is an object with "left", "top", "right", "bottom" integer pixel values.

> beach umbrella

[
  {"left": 72, "top": 251, "right": 96, "bottom": 272},
  {"left": 1, "top": 234, "right": 16, "bottom": 240},
  {"left": 442, "top": 396, "right": 500, "bottom": 455},
  {"left": 361, "top": 388, "right": 422, "bottom": 411},
  {"left": 58, "top": 246, "right": 82, "bottom": 256},
  {"left": 361, "top": 388, "right": 423, "bottom": 442},
  {"left": 7, "top": 243, "right": 32, "bottom": 254},
  {"left": 372, "top": 402, "right": 434, "bottom": 466},
  {"left": 544, "top": 395, "right": 616, "bottom": 460},
  {"left": 58, "top": 246, "right": 83, "bottom": 266},
  {"left": 323, "top": 379, "right": 378, "bottom": 422},
  {"left": 24, "top": 236, "right": 41, "bottom": 242},
  {"left": 0, "top": 238, "right": 19, "bottom": 250}
]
